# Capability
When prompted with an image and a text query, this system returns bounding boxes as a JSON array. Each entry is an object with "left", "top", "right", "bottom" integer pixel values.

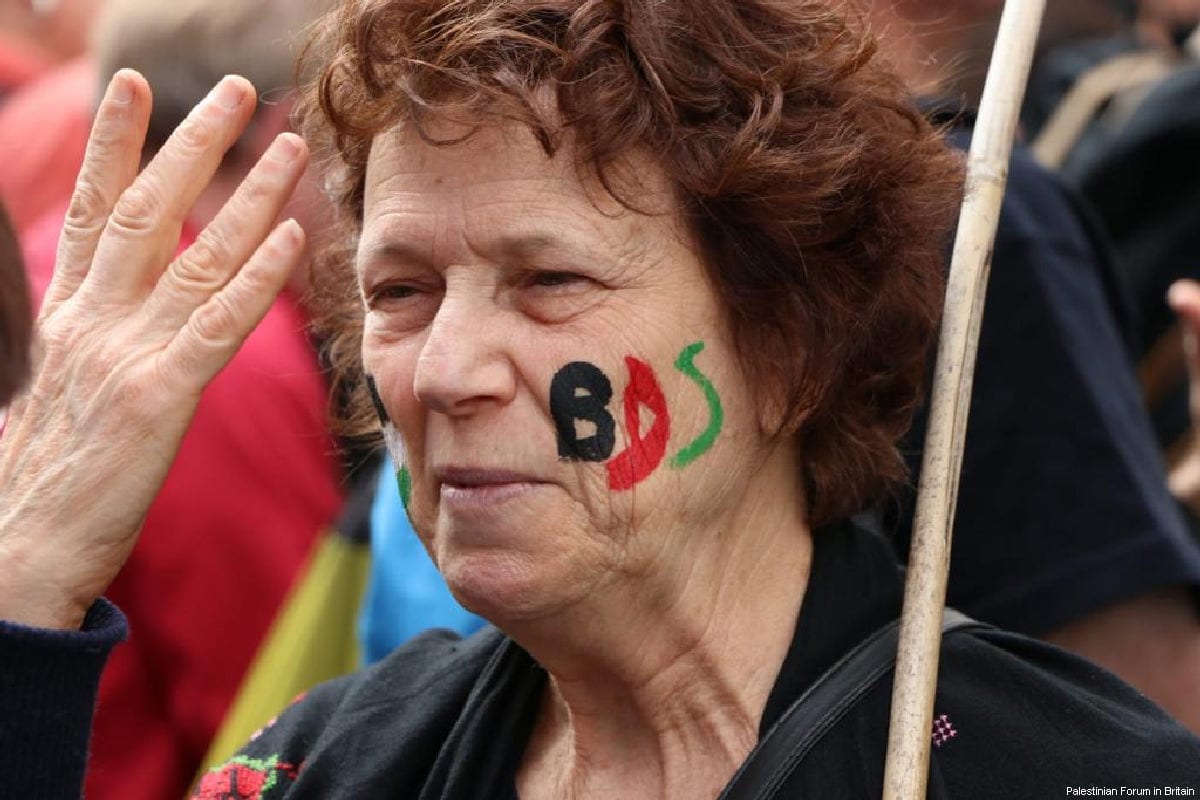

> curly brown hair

[{"left": 297, "top": 0, "right": 964, "bottom": 526}]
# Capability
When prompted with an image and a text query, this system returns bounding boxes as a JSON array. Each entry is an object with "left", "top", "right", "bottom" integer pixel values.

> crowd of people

[{"left": 2, "top": 0, "right": 1200, "bottom": 797}]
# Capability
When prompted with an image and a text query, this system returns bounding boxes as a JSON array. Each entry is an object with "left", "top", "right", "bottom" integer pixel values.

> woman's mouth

[{"left": 435, "top": 467, "right": 548, "bottom": 510}]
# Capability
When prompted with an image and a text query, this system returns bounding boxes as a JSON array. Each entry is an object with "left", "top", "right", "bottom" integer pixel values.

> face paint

[
  {"left": 366, "top": 374, "right": 412, "bottom": 511},
  {"left": 668, "top": 341, "right": 723, "bottom": 468},
  {"left": 607, "top": 356, "right": 670, "bottom": 491},
  {"left": 550, "top": 361, "right": 616, "bottom": 461},
  {"left": 549, "top": 342, "right": 723, "bottom": 491}
]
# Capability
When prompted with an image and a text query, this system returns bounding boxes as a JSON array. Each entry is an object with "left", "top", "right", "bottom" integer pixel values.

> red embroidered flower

[{"left": 194, "top": 756, "right": 299, "bottom": 800}]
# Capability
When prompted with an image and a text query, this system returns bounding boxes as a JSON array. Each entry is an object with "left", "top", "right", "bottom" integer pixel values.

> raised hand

[{"left": 0, "top": 70, "right": 310, "bottom": 630}]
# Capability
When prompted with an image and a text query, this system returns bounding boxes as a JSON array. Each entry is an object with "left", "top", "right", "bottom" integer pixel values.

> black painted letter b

[{"left": 550, "top": 362, "right": 616, "bottom": 461}]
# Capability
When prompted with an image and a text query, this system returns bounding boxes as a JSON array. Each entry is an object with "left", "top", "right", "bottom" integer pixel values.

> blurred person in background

[
  {"left": 0, "top": 0, "right": 102, "bottom": 99},
  {"left": 864, "top": 0, "right": 1200, "bottom": 735},
  {"left": 0, "top": 0, "right": 106, "bottom": 230},
  {"left": 1138, "top": 0, "right": 1200, "bottom": 49},
  {"left": 19, "top": 0, "right": 346, "bottom": 798},
  {"left": 0, "top": 201, "right": 29, "bottom": 408},
  {"left": 1044, "top": 23, "right": 1200, "bottom": 480},
  {"left": 1024, "top": 0, "right": 1200, "bottom": 145},
  {"left": 0, "top": 0, "right": 104, "bottom": 66},
  {"left": 986, "top": 0, "right": 1200, "bottom": 504},
  {"left": 0, "top": 2, "right": 52, "bottom": 98},
  {"left": 1064, "top": 61, "right": 1200, "bottom": 456},
  {"left": 1024, "top": 0, "right": 1200, "bottom": 168}
]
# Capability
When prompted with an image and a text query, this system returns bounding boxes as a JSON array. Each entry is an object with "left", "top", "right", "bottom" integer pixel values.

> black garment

[
  {"left": 1021, "top": 33, "right": 1143, "bottom": 141},
  {"left": 1020, "top": 35, "right": 1200, "bottom": 454},
  {"left": 889, "top": 122, "right": 1200, "bottom": 636},
  {"left": 0, "top": 600, "right": 127, "bottom": 800},
  {"left": 3, "top": 520, "right": 1198, "bottom": 798},
  {"left": 1066, "top": 64, "right": 1200, "bottom": 451},
  {"left": 189, "top": 519, "right": 1199, "bottom": 798}
]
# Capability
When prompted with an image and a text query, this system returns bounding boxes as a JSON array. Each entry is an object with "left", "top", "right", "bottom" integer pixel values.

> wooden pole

[{"left": 881, "top": 1, "right": 1046, "bottom": 797}]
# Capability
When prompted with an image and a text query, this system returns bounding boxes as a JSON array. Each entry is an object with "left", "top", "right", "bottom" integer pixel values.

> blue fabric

[{"left": 359, "top": 457, "right": 484, "bottom": 664}]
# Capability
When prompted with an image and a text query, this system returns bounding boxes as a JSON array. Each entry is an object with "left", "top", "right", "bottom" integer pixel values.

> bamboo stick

[{"left": 881, "top": 1, "right": 1046, "bottom": 797}]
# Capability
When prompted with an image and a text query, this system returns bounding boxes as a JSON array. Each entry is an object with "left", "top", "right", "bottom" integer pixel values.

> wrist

[{"left": 0, "top": 538, "right": 93, "bottom": 630}]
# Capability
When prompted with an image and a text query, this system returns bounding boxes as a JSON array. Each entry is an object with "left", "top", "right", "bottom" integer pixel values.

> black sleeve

[
  {"left": 0, "top": 599, "right": 127, "bottom": 800},
  {"left": 890, "top": 143, "right": 1200, "bottom": 635}
]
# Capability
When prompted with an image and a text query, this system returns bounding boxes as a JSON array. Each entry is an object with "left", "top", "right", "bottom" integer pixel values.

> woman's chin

[
  {"left": 429, "top": 501, "right": 598, "bottom": 623},
  {"left": 438, "top": 545, "right": 588, "bottom": 627}
]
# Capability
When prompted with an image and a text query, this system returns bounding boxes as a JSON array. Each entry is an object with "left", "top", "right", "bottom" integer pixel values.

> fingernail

[
  {"left": 209, "top": 76, "right": 244, "bottom": 111},
  {"left": 280, "top": 218, "right": 304, "bottom": 247},
  {"left": 270, "top": 133, "right": 303, "bottom": 163},
  {"left": 1169, "top": 281, "right": 1189, "bottom": 308},
  {"left": 110, "top": 72, "right": 133, "bottom": 104}
]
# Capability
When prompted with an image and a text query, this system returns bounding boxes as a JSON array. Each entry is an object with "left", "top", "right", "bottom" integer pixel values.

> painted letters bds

[
  {"left": 550, "top": 340, "right": 724, "bottom": 491},
  {"left": 364, "top": 339, "right": 724, "bottom": 510}
]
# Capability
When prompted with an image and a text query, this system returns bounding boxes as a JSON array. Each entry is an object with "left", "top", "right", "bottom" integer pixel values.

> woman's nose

[{"left": 413, "top": 298, "right": 516, "bottom": 415}]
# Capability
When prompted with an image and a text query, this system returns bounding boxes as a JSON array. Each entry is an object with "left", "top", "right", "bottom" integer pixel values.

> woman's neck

[{"left": 511, "top": 445, "right": 813, "bottom": 799}]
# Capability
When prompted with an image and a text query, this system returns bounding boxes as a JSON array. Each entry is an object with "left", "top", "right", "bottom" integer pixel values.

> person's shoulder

[
  {"left": 947, "top": 121, "right": 1083, "bottom": 247},
  {"left": 264, "top": 624, "right": 505, "bottom": 744},
  {"left": 999, "top": 146, "right": 1089, "bottom": 248},
  {"left": 194, "top": 626, "right": 507, "bottom": 798},
  {"left": 932, "top": 626, "right": 1200, "bottom": 793}
]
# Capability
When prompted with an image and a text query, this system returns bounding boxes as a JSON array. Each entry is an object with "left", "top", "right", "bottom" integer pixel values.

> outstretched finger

[
  {"left": 87, "top": 75, "right": 257, "bottom": 302},
  {"left": 162, "top": 219, "right": 305, "bottom": 392},
  {"left": 42, "top": 70, "right": 151, "bottom": 317},
  {"left": 148, "top": 132, "right": 309, "bottom": 333},
  {"left": 1169, "top": 279, "right": 1200, "bottom": 422}
]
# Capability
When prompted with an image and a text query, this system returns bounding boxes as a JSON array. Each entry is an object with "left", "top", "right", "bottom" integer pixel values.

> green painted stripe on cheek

[
  {"left": 397, "top": 465, "right": 412, "bottom": 511},
  {"left": 669, "top": 340, "right": 724, "bottom": 468}
]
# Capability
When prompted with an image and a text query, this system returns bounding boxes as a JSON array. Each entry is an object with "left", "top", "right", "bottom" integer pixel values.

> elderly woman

[{"left": 2, "top": 0, "right": 1199, "bottom": 797}]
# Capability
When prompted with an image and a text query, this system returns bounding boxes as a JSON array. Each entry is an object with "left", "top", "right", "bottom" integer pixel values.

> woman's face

[{"left": 358, "top": 120, "right": 780, "bottom": 622}]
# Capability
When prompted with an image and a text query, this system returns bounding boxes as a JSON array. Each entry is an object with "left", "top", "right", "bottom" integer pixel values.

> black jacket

[{"left": 184, "top": 520, "right": 1200, "bottom": 799}]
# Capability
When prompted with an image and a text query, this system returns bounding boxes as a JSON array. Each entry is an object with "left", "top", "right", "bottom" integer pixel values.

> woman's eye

[
  {"left": 527, "top": 271, "right": 588, "bottom": 289},
  {"left": 369, "top": 284, "right": 420, "bottom": 303}
]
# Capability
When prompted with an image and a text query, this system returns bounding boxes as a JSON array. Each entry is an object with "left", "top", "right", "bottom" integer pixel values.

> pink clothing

[
  {"left": 23, "top": 208, "right": 344, "bottom": 800},
  {"left": 0, "top": 57, "right": 94, "bottom": 232}
]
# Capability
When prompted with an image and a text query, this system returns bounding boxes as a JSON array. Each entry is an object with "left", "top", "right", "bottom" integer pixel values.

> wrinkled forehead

[
  {"left": 357, "top": 119, "right": 687, "bottom": 269},
  {"left": 362, "top": 120, "right": 588, "bottom": 212}
]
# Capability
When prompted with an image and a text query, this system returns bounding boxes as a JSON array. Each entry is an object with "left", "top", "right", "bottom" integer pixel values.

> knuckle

[
  {"left": 240, "top": 172, "right": 277, "bottom": 206},
  {"left": 108, "top": 185, "right": 162, "bottom": 236},
  {"left": 190, "top": 293, "right": 239, "bottom": 346},
  {"left": 222, "top": 174, "right": 280, "bottom": 228},
  {"left": 173, "top": 233, "right": 231, "bottom": 290},
  {"left": 63, "top": 180, "right": 110, "bottom": 231},
  {"left": 171, "top": 117, "right": 216, "bottom": 155}
]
